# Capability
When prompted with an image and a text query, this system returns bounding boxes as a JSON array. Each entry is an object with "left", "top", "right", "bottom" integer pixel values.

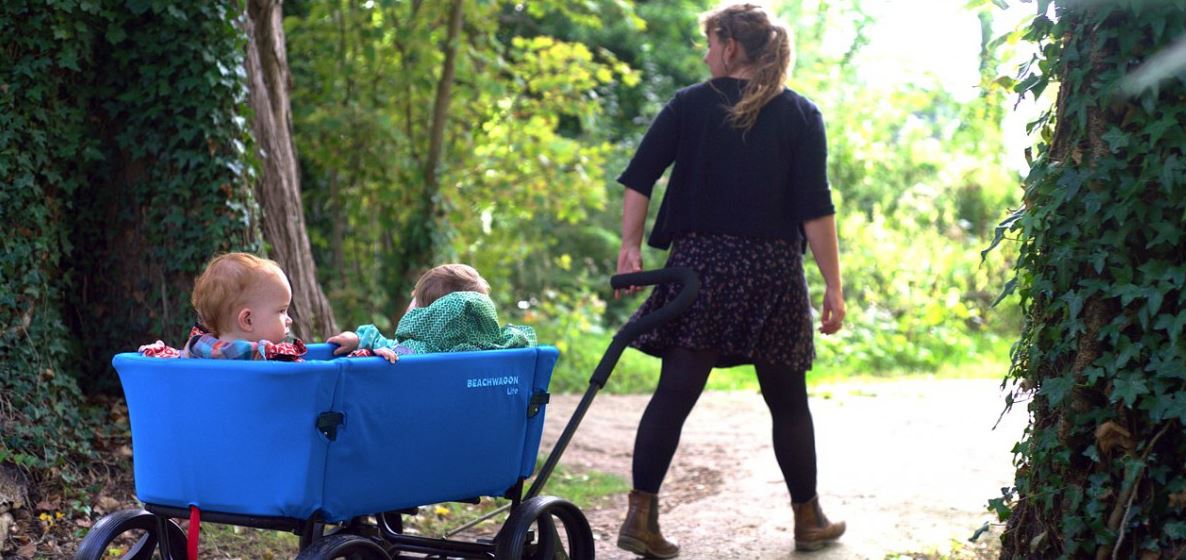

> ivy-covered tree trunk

[
  {"left": 66, "top": 3, "right": 261, "bottom": 393},
  {"left": 998, "top": 3, "right": 1186, "bottom": 558},
  {"left": 245, "top": 0, "right": 337, "bottom": 339},
  {"left": 2, "top": 0, "right": 261, "bottom": 483}
]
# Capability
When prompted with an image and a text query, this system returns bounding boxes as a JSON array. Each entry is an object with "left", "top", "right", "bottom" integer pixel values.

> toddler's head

[
  {"left": 192, "top": 252, "right": 293, "bottom": 342},
  {"left": 412, "top": 264, "right": 490, "bottom": 308}
]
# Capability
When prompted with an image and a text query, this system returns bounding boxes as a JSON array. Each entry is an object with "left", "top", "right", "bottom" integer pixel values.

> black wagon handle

[
  {"left": 525, "top": 267, "right": 700, "bottom": 501},
  {"left": 606, "top": 267, "right": 701, "bottom": 351}
]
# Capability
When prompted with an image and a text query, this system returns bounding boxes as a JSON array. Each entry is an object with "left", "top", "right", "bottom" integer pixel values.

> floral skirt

[{"left": 629, "top": 232, "right": 815, "bottom": 370}]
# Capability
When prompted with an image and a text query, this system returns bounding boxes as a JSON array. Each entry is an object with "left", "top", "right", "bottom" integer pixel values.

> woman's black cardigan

[{"left": 617, "top": 77, "right": 835, "bottom": 250}]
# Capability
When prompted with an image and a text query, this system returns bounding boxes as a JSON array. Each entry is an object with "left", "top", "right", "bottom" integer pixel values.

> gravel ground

[{"left": 537, "top": 378, "right": 1027, "bottom": 559}]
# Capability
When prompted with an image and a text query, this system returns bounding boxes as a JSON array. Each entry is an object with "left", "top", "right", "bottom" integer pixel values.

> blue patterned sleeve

[{"left": 356, "top": 324, "right": 398, "bottom": 351}]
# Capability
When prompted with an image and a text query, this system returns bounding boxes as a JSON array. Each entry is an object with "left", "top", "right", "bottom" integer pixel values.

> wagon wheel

[
  {"left": 74, "top": 508, "right": 187, "bottom": 560},
  {"left": 494, "top": 496, "right": 593, "bottom": 560},
  {"left": 295, "top": 534, "right": 392, "bottom": 560}
]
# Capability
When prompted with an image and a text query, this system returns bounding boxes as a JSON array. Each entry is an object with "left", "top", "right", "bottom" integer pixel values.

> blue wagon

[{"left": 75, "top": 269, "right": 698, "bottom": 559}]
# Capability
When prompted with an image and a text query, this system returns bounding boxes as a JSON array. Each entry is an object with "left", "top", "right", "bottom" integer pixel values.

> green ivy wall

[{"left": 1, "top": 0, "right": 257, "bottom": 481}]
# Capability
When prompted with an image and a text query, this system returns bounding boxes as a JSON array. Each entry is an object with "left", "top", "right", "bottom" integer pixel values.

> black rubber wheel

[
  {"left": 74, "top": 509, "right": 187, "bottom": 560},
  {"left": 295, "top": 534, "right": 392, "bottom": 560},
  {"left": 494, "top": 496, "right": 593, "bottom": 560}
]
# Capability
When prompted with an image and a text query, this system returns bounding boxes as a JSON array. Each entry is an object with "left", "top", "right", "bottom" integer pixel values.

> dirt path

[{"left": 538, "top": 378, "right": 1026, "bottom": 559}]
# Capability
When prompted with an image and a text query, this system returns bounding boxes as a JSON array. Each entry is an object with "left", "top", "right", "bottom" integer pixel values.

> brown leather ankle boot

[
  {"left": 617, "top": 489, "right": 679, "bottom": 558},
  {"left": 792, "top": 495, "right": 846, "bottom": 551}
]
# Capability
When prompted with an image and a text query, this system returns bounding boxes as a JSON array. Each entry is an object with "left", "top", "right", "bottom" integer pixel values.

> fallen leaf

[
  {"left": 17, "top": 542, "right": 36, "bottom": 557},
  {"left": 1170, "top": 491, "right": 1186, "bottom": 509},
  {"left": 97, "top": 496, "right": 122, "bottom": 512},
  {"left": 1094, "top": 421, "right": 1133, "bottom": 455}
]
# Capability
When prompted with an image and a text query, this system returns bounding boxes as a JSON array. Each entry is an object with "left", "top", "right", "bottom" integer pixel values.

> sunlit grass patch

[
  {"left": 189, "top": 461, "right": 624, "bottom": 555},
  {"left": 199, "top": 523, "right": 299, "bottom": 559},
  {"left": 544, "top": 328, "right": 1015, "bottom": 395},
  {"left": 403, "top": 461, "right": 627, "bottom": 538}
]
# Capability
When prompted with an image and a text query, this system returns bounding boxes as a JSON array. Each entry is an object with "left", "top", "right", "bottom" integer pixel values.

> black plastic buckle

[
  {"left": 316, "top": 411, "right": 344, "bottom": 441},
  {"left": 527, "top": 391, "right": 550, "bottom": 418}
]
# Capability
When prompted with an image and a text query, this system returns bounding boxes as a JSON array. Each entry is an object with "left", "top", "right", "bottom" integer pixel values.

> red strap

[{"left": 188, "top": 506, "right": 200, "bottom": 560}]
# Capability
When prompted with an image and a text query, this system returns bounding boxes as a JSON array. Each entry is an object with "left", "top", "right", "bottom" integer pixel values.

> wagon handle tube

[
  {"left": 596, "top": 266, "right": 700, "bottom": 388},
  {"left": 525, "top": 267, "right": 699, "bottom": 501}
]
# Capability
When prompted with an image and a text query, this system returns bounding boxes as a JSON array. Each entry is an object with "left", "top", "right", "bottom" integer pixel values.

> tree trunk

[
  {"left": 425, "top": 0, "right": 464, "bottom": 194},
  {"left": 245, "top": 0, "right": 337, "bottom": 339},
  {"left": 390, "top": 0, "right": 465, "bottom": 313}
]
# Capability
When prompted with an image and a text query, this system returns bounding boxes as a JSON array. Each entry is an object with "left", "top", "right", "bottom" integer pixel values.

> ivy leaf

[
  {"left": 106, "top": 24, "right": 127, "bottom": 45},
  {"left": 1154, "top": 312, "right": 1186, "bottom": 347},
  {"left": 1062, "top": 290, "right": 1085, "bottom": 320},
  {"left": 1090, "top": 251, "right": 1108, "bottom": 274},
  {"left": 1101, "top": 127, "right": 1130, "bottom": 151},
  {"left": 1167, "top": 520, "right": 1186, "bottom": 539},
  {"left": 1115, "top": 284, "right": 1143, "bottom": 307},
  {"left": 1014, "top": 74, "right": 1041, "bottom": 94},
  {"left": 1041, "top": 376, "right": 1074, "bottom": 406},
  {"left": 1147, "top": 220, "right": 1181, "bottom": 249},
  {"left": 988, "top": 496, "right": 1013, "bottom": 522},
  {"left": 982, "top": 207, "right": 1024, "bottom": 262},
  {"left": 1160, "top": 155, "right": 1182, "bottom": 190},
  {"left": 1146, "top": 290, "right": 1164, "bottom": 318},
  {"left": 1147, "top": 114, "right": 1177, "bottom": 145},
  {"left": 992, "top": 277, "right": 1018, "bottom": 307},
  {"left": 1147, "top": 393, "right": 1186, "bottom": 423},
  {"left": 1111, "top": 374, "right": 1149, "bottom": 407},
  {"left": 1115, "top": 339, "right": 1142, "bottom": 370}
]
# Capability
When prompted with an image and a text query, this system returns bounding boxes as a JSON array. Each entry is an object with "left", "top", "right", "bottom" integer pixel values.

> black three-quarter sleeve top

[{"left": 617, "top": 77, "right": 835, "bottom": 250}]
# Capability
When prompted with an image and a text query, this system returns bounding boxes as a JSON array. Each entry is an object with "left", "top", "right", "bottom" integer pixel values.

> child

[
  {"left": 140, "top": 252, "right": 306, "bottom": 360},
  {"left": 328, "top": 264, "right": 534, "bottom": 363}
]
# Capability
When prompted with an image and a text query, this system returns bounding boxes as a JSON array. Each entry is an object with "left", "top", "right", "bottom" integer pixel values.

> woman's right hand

[
  {"left": 614, "top": 244, "right": 644, "bottom": 299},
  {"left": 819, "top": 285, "right": 846, "bottom": 335}
]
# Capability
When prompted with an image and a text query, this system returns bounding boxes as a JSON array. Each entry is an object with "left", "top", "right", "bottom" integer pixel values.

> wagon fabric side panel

[
  {"left": 320, "top": 347, "right": 556, "bottom": 521},
  {"left": 113, "top": 354, "right": 340, "bottom": 519}
]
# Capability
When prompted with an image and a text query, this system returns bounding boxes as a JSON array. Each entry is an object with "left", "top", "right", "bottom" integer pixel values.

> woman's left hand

[{"left": 819, "top": 285, "right": 845, "bottom": 335}]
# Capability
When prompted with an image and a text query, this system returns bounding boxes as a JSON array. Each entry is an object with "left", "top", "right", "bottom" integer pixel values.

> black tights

[{"left": 631, "top": 347, "right": 817, "bottom": 503}]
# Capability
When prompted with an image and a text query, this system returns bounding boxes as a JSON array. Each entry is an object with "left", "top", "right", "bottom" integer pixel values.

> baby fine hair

[
  {"left": 191, "top": 252, "right": 284, "bottom": 336},
  {"left": 413, "top": 264, "right": 490, "bottom": 308}
]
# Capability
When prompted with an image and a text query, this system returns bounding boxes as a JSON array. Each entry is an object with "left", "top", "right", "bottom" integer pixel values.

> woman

[{"left": 614, "top": 3, "right": 846, "bottom": 556}]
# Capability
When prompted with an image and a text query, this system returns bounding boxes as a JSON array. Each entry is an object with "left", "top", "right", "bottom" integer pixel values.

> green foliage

[
  {"left": 1, "top": 0, "right": 257, "bottom": 482},
  {"left": 813, "top": 208, "right": 1017, "bottom": 375},
  {"left": 290, "top": 0, "right": 1023, "bottom": 378},
  {"left": 988, "top": 2, "right": 1186, "bottom": 557},
  {"left": 1, "top": 0, "right": 98, "bottom": 474},
  {"left": 288, "top": 0, "right": 635, "bottom": 328},
  {"left": 787, "top": 0, "right": 1022, "bottom": 374}
]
